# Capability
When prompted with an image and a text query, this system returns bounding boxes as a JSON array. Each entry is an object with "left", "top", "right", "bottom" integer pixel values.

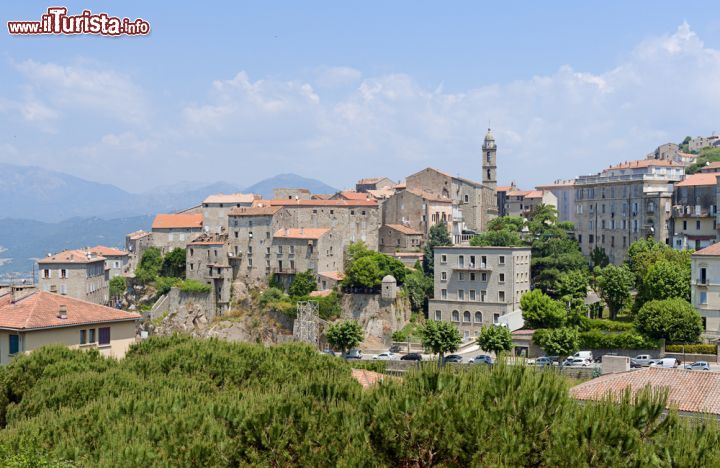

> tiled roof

[
  {"left": 351, "top": 369, "right": 391, "bottom": 388},
  {"left": 38, "top": 250, "right": 105, "bottom": 265},
  {"left": 127, "top": 230, "right": 150, "bottom": 240},
  {"left": 700, "top": 161, "right": 720, "bottom": 172},
  {"left": 496, "top": 186, "right": 512, "bottom": 192},
  {"left": 228, "top": 206, "right": 283, "bottom": 216},
  {"left": 88, "top": 246, "right": 128, "bottom": 257},
  {"left": 367, "top": 188, "right": 395, "bottom": 199},
  {"left": 273, "top": 228, "right": 330, "bottom": 239},
  {"left": 152, "top": 213, "right": 203, "bottom": 229},
  {"left": 693, "top": 242, "right": 720, "bottom": 256},
  {"left": 384, "top": 224, "right": 423, "bottom": 235},
  {"left": 604, "top": 159, "right": 681, "bottom": 171},
  {"left": 266, "top": 199, "right": 378, "bottom": 207},
  {"left": 318, "top": 271, "right": 345, "bottom": 281},
  {"left": 394, "top": 182, "right": 407, "bottom": 189},
  {"left": 506, "top": 190, "right": 530, "bottom": 197},
  {"left": 523, "top": 190, "right": 545, "bottom": 199},
  {"left": 203, "top": 193, "right": 256, "bottom": 204},
  {"left": 570, "top": 367, "right": 720, "bottom": 416},
  {"left": 675, "top": 173, "right": 719, "bottom": 187},
  {"left": 0, "top": 291, "right": 140, "bottom": 330},
  {"left": 357, "top": 177, "right": 391, "bottom": 185},
  {"left": 405, "top": 188, "right": 452, "bottom": 203},
  {"left": 338, "top": 191, "right": 373, "bottom": 201},
  {"left": 311, "top": 193, "right": 334, "bottom": 200}
]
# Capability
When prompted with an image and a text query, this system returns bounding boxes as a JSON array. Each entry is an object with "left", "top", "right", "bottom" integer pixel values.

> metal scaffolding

[{"left": 293, "top": 300, "right": 320, "bottom": 346}]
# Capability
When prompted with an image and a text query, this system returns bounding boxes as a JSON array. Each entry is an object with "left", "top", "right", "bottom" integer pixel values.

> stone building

[
  {"left": 332, "top": 191, "right": 375, "bottom": 201},
  {"left": 428, "top": 246, "right": 531, "bottom": 341},
  {"left": 671, "top": 173, "right": 718, "bottom": 251},
  {"left": 381, "top": 188, "right": 453, "bottom": 239},
  {"left": 689, "top": 135, "right": 720, "bottom": 152},
  {"left": 125, "top": 230, "right": 152, "bottom": 274},
  {"left": 356, "top": 177, "right": 395, "bottom": 193},
  {"left": 496, "top": 184, "right": 515, "bottom": 217},
  {"left": 378, "top": 224, "right": 424, "bottom": 254},
  {"left": 574, "top": 159, "right": 684, "bottom": 264},
  {"left": 273, "top": 188, "right": 312, "bottom": 200},
  {"left": 504, "top": 189, "right": 557, "bottom": 218},
  {"left": 38, "top": 250, "right": 109, "bottom": 305},
  {"left": 536, "top": 180, "right": 576, "bottom": 224},
  {"left": 201, "top": 193, "right": 255, "bottom": 234},
  {"left": 404, "top": 129, "right": 499, "bottom": 234},
  {"left": 151, "top": 213, "right": 203, "bottom": 253},
  {"left": 271, "top": 228, "right": 343, "bottom": 289},
  {"left": 0, "top": 290, "right": 140, "bottom": 364},
  {"left": 186, "top": 233, "right": 232, "bottom": 314},
  {"left": 691, "top": 242, "right": 720, "bottom": 339},
  {"left": 87, "top": 246, "right": 129, "bottom": 279}
]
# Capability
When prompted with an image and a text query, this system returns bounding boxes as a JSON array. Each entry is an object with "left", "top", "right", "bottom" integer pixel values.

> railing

[
  {"left": 272, "top": 268, "right": 297, "bottom": 275},
  {"left": 672, "top": 206, "right": 711, "bottom": 217},
  {"left": 452, "top": 263, "right": 492, "bottom": 271},
  {"left": 453, "top": 234, "right": 475, "bottom": 244}
]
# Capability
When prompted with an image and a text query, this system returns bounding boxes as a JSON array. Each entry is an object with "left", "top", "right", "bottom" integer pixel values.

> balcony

[
  {"left": 272, "top": 267, "right": 297, "bottom": 275},
  {"left": 452, "top": 263, "right": 492, "bottom": 272},
  {"left": 672, "top": 205, "right": 711, "bottom": 218},
  {"left": 695, "top": 278, "right": 708, "bottom": 287}
]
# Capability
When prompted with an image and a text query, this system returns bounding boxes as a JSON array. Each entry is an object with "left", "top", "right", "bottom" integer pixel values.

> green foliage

[
  {"left": 595, "top": 264, "right": 635, "bottom": 320},
  {"left": 134, "top": 247, "right": 163, "bottom": 284},
  {"left": 418, "top": 320, "right": 462, "bottom": 361},
  {"left": 520, "top": 289, "right": 566, "bottom": 329},
  {"left": 626, "top": 238, "right": 692, "bottom": 288},
  {"left": 343, "top": 242, "right": 407, "bottom": 288},
  {"left": 109, "top": 276, "right": 126, "bottom": 298},
  {"left": 579, "top": 330, "right": 659, "bottom": 350},
  {"left": 402, "top": 268, "right": 433, "bottom": 312},
  {"left": 635, "top": 299, "right": 703, "bottom": 344},
  {"left": 288, "top": 270, "right": 317, "bottom": 297},
  {"left": 422, "top": 221, "right": 451, "bottom": 275},
  {"left": 160, "top": 247, "right": 186, "bottom": 278},
  {"left": 590, "top": 246, "right": 609, "bottom": 268},
  {"left": 0, "top": 338, "right": 719, "bottom": 466},
  {"left": 533, "top": 327, "right": 580, "bottom": 359},
  {"left": 531, "top": 237, "right": 588, "bottom": 298},
  {"left": 487, "top": 215, "right": 525, "bottom": 232},
  {"left": 555, "top": 270, "right": 589, "bottom": 300},
  {"left": 326, "top": 320, "right": 364, "bottom": 354},
  {"left": 665, "top": 344, "right": 717, "bottom": 354},
  {"left": 636, "top": 259, "right": 691, "bottom": 310},
  {"left": 260, "top": 287, "right": 286, "bottom": 306},
  {"left": 469, "top": 229, "right": 523, "bottom": 247},
  {"left": 586, "top": 318, "right": 635, "bottom": 332},
  {"left": 154, "top": 276, "right": 181, "bottom": 295},
  {"left": 345, "top": 256, "right": 382, "bottom": 288},
  {"left": 350, "top": 360, "right": 387, "bottom": 373},
  {"left": 268, "top": 273, "right": 284, "bottom": 290},
  {"left": 392, "top": 314, "right": 423, "bottom": 342},
  {"left": 685, "top": 146, "right": 720, "bottom": 174},
  {"left": 178, "top": 279, "right": 212, "bottom": 294},
  {"left": 476, "top": 325, "right": 513, "bottom": 355}
]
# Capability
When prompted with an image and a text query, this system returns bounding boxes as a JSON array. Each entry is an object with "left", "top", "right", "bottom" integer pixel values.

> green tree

[
  {"left": 520, "top": 289, "right": 566, "bottom": 329},
  {"left": 469, "top": 230, "right": 522, "bottom": 247},
  {"left": 476, "top": 325, "right": 513, "bottom": 356},
  {"left": 422, "top": 221, "right": 451, "bottom": 276},
  {"left": 487, "top": 215, "right": 525, "bottom": 232},
  {"left": 533, "top": 327, "right": 580, "bottom": 363},
  {"left": 531, "top": 237, "right": 588, "bottom": 297},
  {"left": 373, "top": 253, "right": 407, "bottom": 284},
  {"left": 626, "top": 238, "right": 691, "bottom": 287},
  {"left": 344, "top": 256, "right": 383, "bottom": 288},
  {"left": 109, "top": 276, "right": 126, "bottom": 298},
  {"left": 590, "top": 246, "right": 609, "bottom": 269},
  {"left": 555, "top": 270, "right": 589, "bottom": 300},
  {"left": 135, "top": 247, "right": 163, "bottom": 284},
  {"left": 635, "top": 298, "right": 703, "bottom": 344},
  {"left": 595, "top": 264, "right": 635, "bottom": 320},
  {"left": 326, "top": 320, "right": 364, "bottom": 355},
  {"left": 160, "top": 248, "right": 186, "bottom": 278},
  {"left": 636, "top": 259, "right": 691, "bottom": 309},
  {"left": 403, "top": 268, "right": 433, "bottom": 312},
  {"left": 419, "top": 320, "right": 462, "bottom": 363},
  {"left": 289, "top": 270, "right": 317, "bottom": 297},
  {"left": 345, "top": 241, "right": 373, "bottom": 267}
]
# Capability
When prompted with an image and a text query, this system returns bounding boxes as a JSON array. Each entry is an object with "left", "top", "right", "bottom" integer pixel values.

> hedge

[
  {"left": 665, "top": 344, "right": 717, "bottom": 354},
  {"left": 586, "top": 319, "right": 635, "bottom": 332},
  {"left": 579, "top": 330, "right": 659, "bottom": 350}
]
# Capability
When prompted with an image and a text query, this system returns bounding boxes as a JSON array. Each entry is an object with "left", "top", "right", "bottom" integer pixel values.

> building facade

[
  {"left": 271, "top": 228, "right": 343, "bottom": 288},
  {"left": 671, "top": 173, "right": 718, "bottom": 251},
  {"left": 381, "top": 188, "right": 453, "bottom": 239},
  {"left": 691, "top": 243, "right": 720, "bottom": 339},
  {"left": 378, "top": 224, "right": 424, "bottom": 254},
  {"left": 201, "top": 193, "right": 255, "bottom": 234},
  {"left": 574, "top": 160, "right": 684, "bottom": 264},
  {"left": 125, "top": 230, "right": 153, "bottom": 275},
  {"left": 151, "top": 213, "right": 204, "bottom": 253},
  {"left": 38, "top": 250, "right": 109, "bottom": 305},
  {"left": 88, "top": 246, "right": 129, "bottom": 279},
  {"left": 536, "top": 180, "right": 576, "bottom": 224},
  {"left": 428, "top": 246, "right": 531, "bottom": 341},
  {"left": 356, "top": 177, "right": 395, "bottom": 193},
  {"left": 186, "top": 234, "right": 232, "bottom": 313}
]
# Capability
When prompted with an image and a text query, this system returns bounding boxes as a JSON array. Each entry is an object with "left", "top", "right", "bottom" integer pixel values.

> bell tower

[{"left": 482, "top": 128, "right": 497, "bottom": 190}]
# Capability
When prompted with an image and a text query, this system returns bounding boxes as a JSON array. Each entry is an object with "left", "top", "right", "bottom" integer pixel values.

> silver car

[{"left": 684, "top": 361, "right": 710, "bottom": 371}]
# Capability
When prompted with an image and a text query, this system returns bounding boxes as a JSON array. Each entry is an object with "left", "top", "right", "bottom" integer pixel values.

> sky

[{"left": 2, "top": 1, "right": 720, "bottom": 193}]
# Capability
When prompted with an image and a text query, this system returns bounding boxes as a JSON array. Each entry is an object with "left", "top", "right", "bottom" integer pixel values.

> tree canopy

[
  {"left": 469, "top": 230, "right": 522, "bottom": 247},
  {"left": 533, "top": 327, "right": 580, "bottom": 361},
  {"left": 419, "top": 320, "right": 462, "bottom": 362},
  {"left": 476, "top": 325, "right": 513, "bottom": 355},
  {"left": 160, "top": 247, "right": 187, "bottom": 278},
  {"left": 520, "top": 289, "right": 567, "bottom": 329},
  {"left": 636, "top": 259, "right": 691, "bottom": 309},
  {"left": 635, "top": 298, "right": 703, "bottom": 344},
  {"left": 595, "top": 264, "right": 635, "bottom": 320},
  {"left": 422, "top": 221, "right": 452, "bottom": 275},
  {"left": 135, "top": 247, "right": 163, "bottom": 284},
  {"left": 343, "top": 242, "right": 407, "bottom": 288},
  {"left": 289, "top": 270, "right": 317, "bottom": 297},
  {"left": 326, "top": 320, "right": 364, "bottom": 354}
]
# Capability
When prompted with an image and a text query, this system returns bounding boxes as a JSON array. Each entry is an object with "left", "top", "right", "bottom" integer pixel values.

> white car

[
  {"left": 566, "top": 357, "right": 591, "bottom": 367},
  {"left": 373, "top": 352, "right": 397, "bottom": 360}
]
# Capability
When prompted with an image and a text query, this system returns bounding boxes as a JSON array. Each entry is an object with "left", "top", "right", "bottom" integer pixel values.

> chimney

[
  {"left": 50, "top": 284, "right": 58, "bottom": 294},
  {"left": 10, "top": 286, "right": 18, "bottom": 303},
  {"left": 57, "top": 305, "right": 68, "bottom": 320}
]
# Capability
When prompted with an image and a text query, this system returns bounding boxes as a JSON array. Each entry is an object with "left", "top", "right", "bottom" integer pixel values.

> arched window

[
  {"left": 463, "top": 311, "right": 471, "bottom": 323},
  {"left": 442, "top": 188, "right": 449, "bottom": 198},
  {"left": 475, "top": 311, "right": 483, "bottom": 323},
  {"left": 451, "top": 310, "right": 459, "bottom": 322},
  {"left": 487, "top": 169, "right": 491, "bottom": 180}
]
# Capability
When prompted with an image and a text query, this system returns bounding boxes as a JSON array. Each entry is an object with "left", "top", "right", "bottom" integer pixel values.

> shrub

[
  {"left": 665, "top": 344, "right": 717, "bottom": 354},
  {"left": 260, "top": 287, "right": 287, "bottom": 306},
  {"left": 586, "top": 319, "right": 635, "bottom": 332},
  {"left": 109, "top": 276, "right": 126, "bottom": 298},
  {"left": 154, "top": 276, "right": 181, "bottom": 295},
  {"left": 579, "top": 330, "right": 659, "bottom": 350},
  {"left": 289, "top": 271, "right": 317, "bottom": 297},
  {"left": 177, "top": 279, "right": 212, "bottom": 294},
  {"left": 636, "top": 298, "right": 703, "bottom": 344}
]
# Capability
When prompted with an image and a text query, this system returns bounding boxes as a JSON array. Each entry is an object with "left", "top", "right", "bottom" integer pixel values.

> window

[
  {"left": 696, "top": 220, "right": 701, "bottom": 230},
  {"left": 481, "top": 290, "right": 487, "bottom": 302},
  {"left": 459, "top": 272, "right": 464, "bottom": 281},
  {"left": 441, "top": 289, "right": 447, "bottom": 299},
  {"left": 98, "top": 327, "right": 111, "bottom": 346},
  {"left": 441, "top": 254, "right": 447, "bottom": 264},
  {"left": 494, "top": 313, "right": 500, "bottom": 323},
  {"left": 451, "top": 310, "right": 459, "bottom": 322},
  {"left": 700, "top": 291, "right": 708, "bottom": 305},
  {"left": 89, "top": 328, "right": 96, "bottom": 343},
  {"left": 683, "top": 220, "right": 687, "bottom": 230},
  {"left": 481, "top": 273, "right": 487, "bottom": 282},
  {"left": 458, "top": 255, "right": 465, "bottom": 267},
  {"left": 499, "top": 255, "right": 505, "bottom": 265},
  {"left": 469, "top": 290, "right": 476, "bottom": 301},
  {"left": 464, "top": 194, "right": 469, "bottom": 203},
  {"left": 42, "top": 269, "right": 50, "bottom": 279},
  {"left": 458, "top": 289, "right": 465, "bottom": 301},
  {"left": 470, "top": 273, "right": 476, "bottom": 281},
  {"left": 435, "top": 310, "right": 442, "bottom": 320},
  {"left": 499, "top": 273, "right": 505, "bottom": 283},
  {"left": 463, "top": 311, "right": 471, "bottom": 322},
  {"left": 499, "top": 291, "right": 505, "bottom": 302},
  {"left": 701, "top": 267, "right": 707, "bottom": 284},
  {"left": 9, "top": 335, "right": 19, "bottom": 355},
  {"left": 441, "top": 271, "right": 447, "bottom": 281},
  {"left": 80, "top": 330, "right": 87, "bottom": 345},
  {"left": 60, "top": 269, "right": 67, "bottom": 279},
  {"left": 474, "top": 311, "right": 482, "bottom": 323}
]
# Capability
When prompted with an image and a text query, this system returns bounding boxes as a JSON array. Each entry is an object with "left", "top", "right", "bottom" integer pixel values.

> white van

[
  {"left": 650, "top": 358, "right": 680, "bottom": 368},
  {"left": 571, "top": 351, "right": 594, "bottom": 362}
]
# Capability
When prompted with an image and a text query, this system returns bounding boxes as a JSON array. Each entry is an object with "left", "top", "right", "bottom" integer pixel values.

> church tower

[{"left": 482, "top": 128, "right": 497, "bottom": 190}]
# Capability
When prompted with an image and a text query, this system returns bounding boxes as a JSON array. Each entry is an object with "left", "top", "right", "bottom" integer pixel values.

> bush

[
  {"left": 260, "top": 287, "right": 286, "bottom": 305},
  {"left": 289, "top": 271, "right": 317, "bottom": 297},
  {"left": 579, "top": 330, "right": 659, "bottom": 350},
  {"left": 134, "top": 247, "right": 163, "bottom": 284},
  {"left": 177, "top": 279, "right": 212, "bottom": 294},
  {"left": 665, "top": 344, "right": 717, "bottom": 354},
  {"left": 636, "top": 298, "right": 703, "bottom": 344},
  {"left": 586, "top": 319, "right": 635, "bottom": 332},
  {"left": 109, "top": 276, "right": 126, "bottom": 298},
  {"left": 154, "top": 276, "right": 181, "bottom": 295}
]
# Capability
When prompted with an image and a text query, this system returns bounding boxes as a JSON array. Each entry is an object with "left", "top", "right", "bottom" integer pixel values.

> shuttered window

[{"left": 99, "top": 327, "right": 111, "bottom": 346}]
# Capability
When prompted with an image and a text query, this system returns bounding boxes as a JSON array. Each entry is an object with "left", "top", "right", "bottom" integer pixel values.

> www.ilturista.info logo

[{"left": 7, "top": 7, "right": 150, "bottom": 36}]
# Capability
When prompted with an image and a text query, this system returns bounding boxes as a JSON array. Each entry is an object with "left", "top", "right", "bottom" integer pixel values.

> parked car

[
  {"left": 633, "top": 354, "right": 656, "bottom": 367},
  {"left": 321, "top": 349, "right": 336, "bottom": 356},
  {"left": 344, "top": 349, "right": 363, "bottom": 360},
  {"left": 571, "top": 351, "right": 594, "bottom": 362},
  {"left": 469, "top": 355, "right": 493, "bottom": 365},
  {"left": 373, "top": 352, "right": 397, "bottom": 360},
  {"left": 443, "top": 354, "right": 463, "bottom": 363},
  {"left": 650, "top": 358, "right": 680, "bottom": 368},
  {"left": 630, "top": 358, "right": 642, "bottom": 369},
  {"left": 533, "top": 356, "right": 556, "bottom": 367},
  {"left": 388, "top": 344, "right": 402, "bottom": 353},
  {"left": 567, "top": 357, "right": 591, "bottom": 367},
  {"left": 400, "top": 352, "right": 422, "bottom": 361},
  {"left": 684, "top": 361, "right": 710, "bottom": 371}
]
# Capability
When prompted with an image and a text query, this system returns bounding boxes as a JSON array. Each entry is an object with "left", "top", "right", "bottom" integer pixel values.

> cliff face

[{"left": 340, "top": 293, "right": 411, "bottom": 348}]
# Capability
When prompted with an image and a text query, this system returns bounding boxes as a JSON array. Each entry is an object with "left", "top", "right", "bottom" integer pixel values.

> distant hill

[
  {"left": 0, "top": 215, "right": 153, "bottom": 278},
  {"left": 244, "top": 173, "right": 337, "bottom": 199}
]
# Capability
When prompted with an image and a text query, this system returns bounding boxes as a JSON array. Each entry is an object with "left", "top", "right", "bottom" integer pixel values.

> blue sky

[{"left": 2, "top": 1, "right": 720, "bottom": 192}]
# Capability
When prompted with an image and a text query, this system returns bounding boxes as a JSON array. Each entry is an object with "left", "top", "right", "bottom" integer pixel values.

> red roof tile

[
  {"left": 0, "top": 291, "right": 140, "bottom": 330},
  {"left": 266, "top": 199, "right": 377, "bottom": 207},
  {"left": 38, "top": 250, "right": 105, "bottom": 265},
  {"left": 88, "top": 246, "right": 128, "bottom": 257},
  {"left": 603, "top": 159, "right": 681, "bottom": 171},
  {"left": 676, "top": 173, "right": 719, "bottom": 187},
  {"left": 693, "top": 242, "right": 720, "bottom": 256},
  {"left": 351, "top": 369, "right": 391, "bottom": 388},
  {"left": 151, "top": 213, "right": 203, "bottom": 229},
  {"left": 318, "top": 271, "right": 345, "bottom": 281},
  {"left": 523, "top": 190, "right": 545, "bottom": 199},
  {"left": 338, "top": 191, "right": 373, "bottom": 201}
]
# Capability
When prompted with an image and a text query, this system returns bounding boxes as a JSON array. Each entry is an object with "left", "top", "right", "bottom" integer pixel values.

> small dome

[
  {"left": 484, "top": 128, "right": 495, "bottom": 141},
  {"left": 382, "top": 275, "right": 396, "bottom": 283}
]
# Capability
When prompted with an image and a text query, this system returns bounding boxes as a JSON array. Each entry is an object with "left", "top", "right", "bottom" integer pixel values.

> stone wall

[{"left": 340, "top": 293, "right": 411, "bottom": 347}]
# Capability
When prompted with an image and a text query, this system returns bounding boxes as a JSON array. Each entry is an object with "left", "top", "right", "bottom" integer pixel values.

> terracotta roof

[
  {"left": 679, "top": 152, "right": 699, "bottom": 159},
  {"left": 405, "top": 188, "right": 452, "bottom": 203},
  {"left": 367, "top": 188, "right": 395, "bottom": 199},
  {"left": 88, "top": 246, "right": 128, "bottom": 257},
  {"left": 188, "top": 240, "right": 225, "bottom": 246},
  {"left": 318, "top": 271, "right": 345, "bottom": 281},
  {"left": 506, "top": 190, "right": 530, "bottom": 197},
  {"left": 693, "top": 242, "right": 720, "bottom": 256},
  {"left": 675, "top": 173, "right": 719, "bottom": 187},
  {"left": 496, "top": 186, "right": 512, "bottom": 192},
  {"left": 570, "top": 367, "right": 720, "bottom": 416},
  {"left": 338, "top": 191, "right": 373, "bottom": 201},
  {"left": 0, "top": 291, "right": 140, "bottom": 331},
  {"left": 151, "top": 213, "right": 203, "bottom": 230},
  {"left": 127, "top": 230, "right": 150, "bottom": 240},
  {"left": 394, "top": 182, "right": 407, "bottom": 189},
  {"left": 523, "top": 190, "right": 545, "bottom": 199},
  {"left": 38, "top": 250, "right": 105, "bottom": 265},
  {"left": 266, "top": 199, "right": 378, "bottom": 207},
  {"left": 351, "top": 369, "right": 391, "bottom": 389},
  {"left": 228, "top": 206, "right": 283, "bottom": 216},
  {"left": 604, "top": 159, "right": 681, "bottom": 171},
  {"left": 273, "top": 228, "right": 330, "bottom": 240},
  {"left": 700, "top": 161, "right": 720, "bottom": 172},
  {"left": 311, "top": 194, "right": 334, "bottom": 200},
  {"left": 383, "top": 224, "right": 423, "bottom": 235},
  {"left": 203, "top": 193, "right": 255, "bottom": 204}
]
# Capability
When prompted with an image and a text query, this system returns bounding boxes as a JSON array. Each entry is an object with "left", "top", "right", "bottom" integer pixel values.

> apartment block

[
  {"left": 186, "top": 234, "right": 232, "bottom": 313},
  {"left": 428, "top": 246, "right": 531, "bottom": 341},
  {"left": 38, "top": 250, "right": 109, "bottom": 305},
  {"left": 536, "top": 180, "right": 576, "bottom": 224},
  {"left": 671, "top": 173, "right": 718, "bottom": 251},
  {"left": 691, "top": 243, "right": 720, "bottom": 338}
]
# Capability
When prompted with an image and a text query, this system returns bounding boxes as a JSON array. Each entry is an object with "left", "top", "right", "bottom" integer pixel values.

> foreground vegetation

[{"left": 0, "top": 337, "right": 718, "bottom": 466}]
